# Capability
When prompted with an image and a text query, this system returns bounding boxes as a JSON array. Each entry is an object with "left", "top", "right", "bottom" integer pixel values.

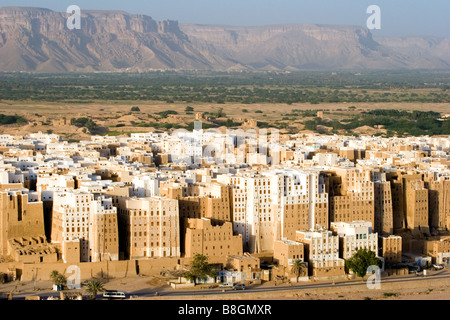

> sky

[{"left": 1, "top": 0, "right": 449, "bottom": 37}]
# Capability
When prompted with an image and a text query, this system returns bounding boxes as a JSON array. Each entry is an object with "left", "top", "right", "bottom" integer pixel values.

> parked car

[
  {"left": 232, "top": 283, "right": 246, "bottom": 290},
  {"left": 219, "top": 282, "right": 233, "bottom": 288}
]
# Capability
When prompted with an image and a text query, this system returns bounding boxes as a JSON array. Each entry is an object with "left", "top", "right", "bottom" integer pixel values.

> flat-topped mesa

[
  {"left": 72, "top": 10, "right": 182, "bottom": 35},
  {"left": 0, "top": 6, "right": 448, "bottom": 72},
  {"left": 82, "top": 10, "right": 160, "bottom": 34},
  {"left": 0, "top": 6, "right": 54, "bottom": 16},
  {"left": 0, "top": 6, "right": 215, "bottom": 72},
  {"left": 0, "top": 7, "right": 174, "bottom": 35},
  {"left": 0, "top": 7, "right": 64, "bottom": 34}
]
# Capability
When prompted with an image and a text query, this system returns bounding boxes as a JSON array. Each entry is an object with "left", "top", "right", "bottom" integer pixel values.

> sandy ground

[
  {"left": 0, "top": 101, "right": 448, "bottom": 140},
  {"left": 1, "top": 101, "right": 449, "bottom": 115},
  {"left": 141, "top": 275, "right": 450, "bottom": 301}
]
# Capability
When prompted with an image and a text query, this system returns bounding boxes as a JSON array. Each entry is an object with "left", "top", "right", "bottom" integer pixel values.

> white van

[
  {"left": 103, "top": 290, "right": 126, "bottom": 300},
  {"left": 219, "top": 282, "right": 233, "bottom": 288}
]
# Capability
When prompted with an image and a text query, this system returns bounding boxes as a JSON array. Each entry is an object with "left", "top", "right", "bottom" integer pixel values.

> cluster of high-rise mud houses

[{"left": 0, "top": 129, "right": 449, "bottom": 283}]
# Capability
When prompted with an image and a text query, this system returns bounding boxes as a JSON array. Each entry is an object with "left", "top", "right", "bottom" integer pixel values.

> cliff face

[
  {"left": 374, "top": 36, "right": 450, "bottom": 69},
  {"left": 0, "top": 7, "right": 225, "bottom": 72},
  {"left": 0, "top": 7, "right": 448, "bottom": 72},
  {"left": 181, "top": 24, "right": 390, "bottom": 70}
]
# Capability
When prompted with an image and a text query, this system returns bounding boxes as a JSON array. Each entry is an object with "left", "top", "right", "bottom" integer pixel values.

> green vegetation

[
  {"left": 70, "top": 117, "right": 106, "bottom": 134},
  {"left": 85, "top": 280, "right": 105, "bottom": 300},
  {"left": 291, "top": 259, "right": 308, "bottom": 278},
  {"left": 101, "top": 131, "right": 132, "bottom": 137},
  {"left": 0, "top": 71, "right": 448, "bottom": 104},
  {"left": 156, "top": 110, "right": 178, "bottom": 118},
  {"left": 203, "top": 108, "right": 227, "bottom": 120},
  {"left": 290, "top": 109, "right": 320, "bottom": 117},
  {"left": 0, "top": 70, "right": 448, "bottom": 138},
  {"left": 216, "top": 118, "right": 242, "bottom": 128},
  {"left": 86, "top": 107, "right": 448, "bottom": 137},
  {"left": 183, "top": 254, "right": 217, "bottom": 285},
  {"left": 257, "top": 121, "right": 271, "bottom": 129},
  {"left": 185, "top": 122, "right": 217, "bottom": 131},
  {"left": 345, "top": 249, "right": 382, "bottom": 280},
  {"left": 0, "top": 114, "right": 26, "bottom": 125},
  {"left": 304, "top": 109, "right": 450, "bottom": 136},
  {"left": 49, "top": 270, "right": 67, "bottom": 288},
  {"left": 383, "top": 292, "right": 398, "bottom": 298}
]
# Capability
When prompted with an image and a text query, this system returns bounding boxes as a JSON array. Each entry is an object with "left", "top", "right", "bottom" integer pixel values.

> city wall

[
  {"left": 0, "top": 260, "right": 136, "bottom": 282},
  {"left": 0, "top": 255, "right": 248, "bottom": 282},
  {"left": 0, "top": 258, "right": 191, "bottom": 282}
]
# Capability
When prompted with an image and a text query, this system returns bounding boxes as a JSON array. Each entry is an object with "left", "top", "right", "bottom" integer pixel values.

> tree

[
  {"left": 49, "top": 270, "right": 59, "bottom": 282},
  {"left": 214, "top": 107, "right": 226, "bottom": 118},
  {"left": 291, "top": 259, "right": 307, "bottom": 278},
  {"left": 0, "top": 114, "right": 26, "bottom": 125},
  {"left": 157, "top": 110, "right": 178, "bottom": 118},
  {"left": 345, "top": 249, "right": 381, "bottom": 280},
  {"left": 49, "top": 270, "right": 67, "bottom": 289},
  {"left": 184, "top": 254, "right": 217, "bottom": 285},
  {"left": 85, "top": 280, "right": 105, "bottom": 300},
  {"left": 131, "top": 106, "right": 140, "bottom": 112}
]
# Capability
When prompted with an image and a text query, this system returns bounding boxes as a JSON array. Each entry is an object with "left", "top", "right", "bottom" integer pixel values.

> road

[
  {"left": 130, "top": 268, "right": 450, "bottom": 299},
  {"left": 4, "top": 268, "right": 449, "bottom": 300}
]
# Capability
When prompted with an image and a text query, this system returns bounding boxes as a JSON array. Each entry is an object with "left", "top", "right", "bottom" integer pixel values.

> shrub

[
  {"left": 157, "top": 110, "right": 178, "bottom": 118},
  {"left": 0, "top": 114, "right": 26, "bottom": 125}
]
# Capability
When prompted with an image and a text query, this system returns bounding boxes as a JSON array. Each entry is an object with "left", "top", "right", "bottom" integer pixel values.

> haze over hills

[{"left": 0, "top": 6, "right": 449, "bottom": 72}]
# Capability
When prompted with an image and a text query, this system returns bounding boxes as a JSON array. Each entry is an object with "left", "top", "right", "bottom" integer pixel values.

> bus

[{"left": 103, "top": 290, "right": 126, "bottom": 300}]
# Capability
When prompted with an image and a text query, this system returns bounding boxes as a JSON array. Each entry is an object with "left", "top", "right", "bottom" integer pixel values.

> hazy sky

[{"left": 1, "top": 0, "right": 449, "bottom": 37}]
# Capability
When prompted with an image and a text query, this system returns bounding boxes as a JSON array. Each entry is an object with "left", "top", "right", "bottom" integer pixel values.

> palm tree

[
  {"left": 49, "top": 270, "right": 66, "bottom": 290},
  {"left": 85, "top": 280, "right": 105, "bottom": 300},
  {"left": 291, "top": 259, "right": 307, "bottom": 279},
  {"left": 49, "top": 270, "right": 59, "bottom": 283}
]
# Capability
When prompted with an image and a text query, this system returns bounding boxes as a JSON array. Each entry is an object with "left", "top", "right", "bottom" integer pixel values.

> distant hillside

[{"left": 0, "top": 7, "right": 449, "bottom": 72}]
